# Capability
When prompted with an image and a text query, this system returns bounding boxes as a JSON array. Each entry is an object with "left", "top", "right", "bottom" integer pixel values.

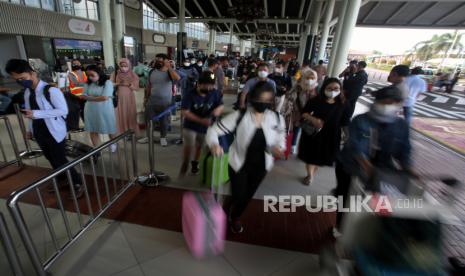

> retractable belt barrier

[
  {"left": 137, "top": 104, "right": 177, "bottom": 187},
  {"left": 7, "top": 130, "right": 139, "bottom": 276}
]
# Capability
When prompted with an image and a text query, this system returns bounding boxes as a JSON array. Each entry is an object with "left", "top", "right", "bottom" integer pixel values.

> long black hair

[
  {"left": 319, "top": 77, "right": 345, "bottom": 103},
  {"left": 85, "top": 64, "right": 108, "bottom": 86}
]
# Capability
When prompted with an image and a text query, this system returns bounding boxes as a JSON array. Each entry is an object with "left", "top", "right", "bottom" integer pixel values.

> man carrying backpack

[{"left": 5, "top": 59, "right": 84, "bottom": 198}]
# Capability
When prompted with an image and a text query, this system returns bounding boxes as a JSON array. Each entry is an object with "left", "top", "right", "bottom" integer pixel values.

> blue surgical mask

[{"left": 16, "top": 79, "right": 33, "bottom": 89}]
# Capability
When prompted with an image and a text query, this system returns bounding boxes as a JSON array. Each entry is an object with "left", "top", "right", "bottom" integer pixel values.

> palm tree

[{"left": 406, "top": 31, "right": 463, "bottom": 66}]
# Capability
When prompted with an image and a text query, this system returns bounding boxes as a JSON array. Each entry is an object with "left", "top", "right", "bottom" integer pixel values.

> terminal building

[{"left": 0, "top": 0, "right": 465, "bottom": 275}]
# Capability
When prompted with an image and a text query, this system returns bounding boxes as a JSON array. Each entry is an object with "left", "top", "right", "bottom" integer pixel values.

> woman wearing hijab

[
  {"left": 281, "top": 69, "right": 319, "bottom": 154},
  {"left": 111, "top": 58, "right": 140, "bottom": 134}
]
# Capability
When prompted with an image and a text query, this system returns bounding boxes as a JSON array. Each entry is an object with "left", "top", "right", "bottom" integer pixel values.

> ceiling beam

[
  {"left": 304, "top": 0, "right": 314, "bottom": 22},
  {"left": 275, "top": 23, "right": 279, "bottom": 33},
  {"left": 245, "top": 24, "right": 251, "bottom": 33},
  {"left": 361, "top": 2, "right": 380, "bottom": 23},
  {"left": 433, "top": 2, "right": 465, "bottom": 25},
  {"left": 192, "top": 0, "right": 206, "bottom": 17},
  {"left": 233, "top": 33, "right": 300, "bottom": 37},
  {"left": 177, "top": 0, "right": 192, "bottom": 17},
  {"left": 263, "top": 0, "right": 268, "bottom": 17},
  {"left": 281, "top": 0, "right": 286, "bottom": 18},
  {"left": 287, "top": 23, "right": 289, "bottom": 33},
  {"left": 227, "top": 0, "right": 233, "bottom": 6},
  {"left": 162, "top": 18, "right": 306, "bottom": 24},
  {"left": 159, "top": 0, "right": 177, "bottom": 17},
  {"left": 384, "top": 2, "right": 409, "bottom": 24},
  {"left": 298, "top": 0, "right": 307, "bottom": 18},
  {"left": 408, "top": 2, "right": 438, "bottom": 24},
  {"left": 209, "top": 0, "right": 222, "bottom": 17}
]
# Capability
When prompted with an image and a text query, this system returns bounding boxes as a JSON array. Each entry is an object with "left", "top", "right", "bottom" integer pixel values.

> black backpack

[{"left": 35, "top": 85, "right": 81, "bottom": 131}]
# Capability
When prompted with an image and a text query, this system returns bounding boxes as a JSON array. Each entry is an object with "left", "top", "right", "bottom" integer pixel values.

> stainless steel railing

[
  {"left": 0, "top": 212, "right": 24, "bottom": 276},
  {"left": 7, "top": 130, "right": 138, "bottom": 276},
  {"left": 13, "top": 104, "right": 43, "bottom": 159},
  {"left": 0, "top": 115, "right": 23, "bottom": 171}
]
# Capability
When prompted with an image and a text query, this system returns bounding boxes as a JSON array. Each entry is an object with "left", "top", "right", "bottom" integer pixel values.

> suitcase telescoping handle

[{"left": 210, "top": 154, "right": 225, "bottom": 203}]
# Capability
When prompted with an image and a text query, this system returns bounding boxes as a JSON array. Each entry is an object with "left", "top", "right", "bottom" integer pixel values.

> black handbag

[{"left": 301, "top": 119, "right": 322, "bottom": 136}]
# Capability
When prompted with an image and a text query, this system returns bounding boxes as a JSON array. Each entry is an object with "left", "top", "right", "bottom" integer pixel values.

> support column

[
  {"left": 317, "top": 0, "right": 335, "bottom": 62},
  {"left": 328, "top": 0, "right": 349, "bottom": 76},
  {"left": 208, "top": 27, "right": 216, "bottom": 55},
  {"left": 99, "top": 0, "right": 114, "bottom": 69},
  {"left": 305, "top": 0, "right": 323, "bottom": 64},
  {"left": 228, "top": 22, "right": 234, "bottom": 55},
  {"left": 332, "top": 0, "right": 362, "bottom": 78},
  {"left": 239, "top": 39, "right": 246, "bottom": 56},
  {"left": 251, "top": 35, "right": 256, "bottom": 57},
  {"left": 297, "top": 24, "right": 310, "bottom": 65},
  {"left": 114, "top": 0, "right": 125, "bottom": 61},
  {"left": 177, "top": 0, "right": 186, "bottom": 64}
]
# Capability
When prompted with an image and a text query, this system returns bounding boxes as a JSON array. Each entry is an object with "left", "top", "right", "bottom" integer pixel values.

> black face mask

[
  {"left": 154, "top": 62, "right": 163, "bottom": 69},
  {"left": 251, "top": 101, "right": 272, "bottom": 113},
  {"left": 72, "top": 65, "right": 81, "bottom": 71},
  {"left": 199, "top": 88, "right": 210, "bottom": 95}
]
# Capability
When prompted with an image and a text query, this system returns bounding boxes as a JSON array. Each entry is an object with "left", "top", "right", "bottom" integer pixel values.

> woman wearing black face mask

[
  {"left": 180, "top": 72, "right": 224, "bottom": 176},
  {"left": 206, "top": 81, "right": 286, "bottom": 234}
]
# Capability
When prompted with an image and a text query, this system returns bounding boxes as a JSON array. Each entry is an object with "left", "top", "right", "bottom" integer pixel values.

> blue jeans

[
  {"left": 0, "top": 94, "right": 12, "bottom": 113},
  {"left": 403, "top": 106, "right": 413, "bottom": 126}
]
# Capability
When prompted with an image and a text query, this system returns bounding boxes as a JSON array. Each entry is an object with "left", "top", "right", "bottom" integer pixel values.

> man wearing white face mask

[
  {"left": 239, "top": 63, "right": 276, "bottom": 109},
  {"left": 269, "top": 61, "right": 292, "bottom": 112},
  {"left": 334, "top": 85, "right": 416, "bottom": 237}
]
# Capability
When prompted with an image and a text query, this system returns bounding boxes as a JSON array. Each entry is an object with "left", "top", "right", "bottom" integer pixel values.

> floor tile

[
  {"left": 222, "top": 241, "right": 301, "bottom": 276},
  {"left": 120, "top": 222, "right": 185, "bottom": 264},
  {"left": 140, "top": 247, "right": 239, "bottom": 276}
]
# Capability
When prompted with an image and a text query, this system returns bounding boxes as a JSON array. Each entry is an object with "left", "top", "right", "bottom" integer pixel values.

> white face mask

[
  {"left": 325, "top": 90, "right": 340, "bottom": 98},
  {"left": 258, "top": 70, "right": 268, "bottom": 78},
  {"left": 183, "top": 62, "right": 190, "bottom": 67},
  {"left": 306, "top": 79, "right": 317, "bottom": 87},
  {"left": 374, "top": 103, "right": 400, "bottom": 118},
  {"left": 191, "top": 60, "right": 196, "bottom": 64},
  {"left": 274, "top": 68, "right": 283, "bottom": 74},
  {"left": 197, "top": 62, "right": 203, "bottom": 67}
]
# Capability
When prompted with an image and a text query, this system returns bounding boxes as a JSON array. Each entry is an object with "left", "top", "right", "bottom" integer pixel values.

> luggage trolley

[{"left": 320, "top": 168, "right": 462, "bottom": 276}]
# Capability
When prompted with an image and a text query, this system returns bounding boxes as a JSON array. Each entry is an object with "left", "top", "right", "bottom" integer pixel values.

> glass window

[
  {"left": 24, "top": 0, "right": 41, "bottom": 8},
  {"left": 87, "top": 0, "right": 98, "bottom": 20},
  {"left": 61, "top": 0, "right": 74, "bottom": 15},
  {"left": 41, "top": 0, "right": 54, "bottom": 10},
  {"left": 73, "top": 0, "right": 87, "bottom": 18}
]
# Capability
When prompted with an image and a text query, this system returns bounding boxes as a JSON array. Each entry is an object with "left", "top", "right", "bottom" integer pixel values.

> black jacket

[{"left": 343, "top": 70, "right": 368, "bottom": 101}]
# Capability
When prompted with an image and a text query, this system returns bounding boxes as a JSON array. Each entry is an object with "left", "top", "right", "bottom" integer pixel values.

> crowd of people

[{"left": 4, "top": 54, "right": 430, "bottom": 236}]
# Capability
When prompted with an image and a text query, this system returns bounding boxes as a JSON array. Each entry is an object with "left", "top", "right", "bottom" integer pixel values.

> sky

[{"left": 349, "top": 27, "right": 463, "bottom": 55}]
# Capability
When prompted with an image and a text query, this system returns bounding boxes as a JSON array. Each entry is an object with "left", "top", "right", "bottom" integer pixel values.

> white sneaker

[
  {"left": 138, "top": 137, "right": 149, "bottom": 144},
  {"left": 160, "top": 138, "right": 168, "bottom": 147},
  {"left": 332, "top": 227, "right": 342, "bottom": 238},
  {"left": 291, "top": 146, "right": 297, "bottom": 155},
  {"left": 110, "top": 144, "right": 117, "bottom": 153}
]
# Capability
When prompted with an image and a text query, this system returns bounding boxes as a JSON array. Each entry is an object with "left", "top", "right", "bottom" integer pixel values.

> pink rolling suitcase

[{"left": 182, "top": 156, "right": 227, "bottom": 258}]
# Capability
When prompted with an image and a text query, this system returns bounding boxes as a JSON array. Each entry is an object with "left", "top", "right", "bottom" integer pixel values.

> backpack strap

[{"left": 42, "top": 85, "right": 54, "bottom": 109}]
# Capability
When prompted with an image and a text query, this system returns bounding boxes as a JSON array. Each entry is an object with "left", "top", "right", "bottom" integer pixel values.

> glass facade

[
  {"left": 143, "top": 2, "right": 239, "bottom": 45},
  {"left": 1, "top": 0, "right": 99, "bottom": 20}
]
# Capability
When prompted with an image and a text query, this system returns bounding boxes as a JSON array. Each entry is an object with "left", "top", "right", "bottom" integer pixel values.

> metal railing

[
  {"left": 7, "top": 130, "right": 138, "bottom": 276},
  {"left": 0, "top": 212, "right": 24, "bottom": 276},
  {"left": 0, "top": 115, "right": 23, "bottom": 171}
]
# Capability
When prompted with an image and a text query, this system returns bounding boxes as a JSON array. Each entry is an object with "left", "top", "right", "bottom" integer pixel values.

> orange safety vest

[{"left": 68, "top": 71, "right": 88, "bottom": 96}]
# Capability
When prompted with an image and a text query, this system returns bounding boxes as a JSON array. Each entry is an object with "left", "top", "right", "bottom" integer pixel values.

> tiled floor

[{"left": 1, "top": 91, "right": 464, "bottom": 275}]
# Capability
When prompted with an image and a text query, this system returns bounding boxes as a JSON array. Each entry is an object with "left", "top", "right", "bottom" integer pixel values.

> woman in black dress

[{"left": 298, "top": 78, "right": 349, "bottom": 185}]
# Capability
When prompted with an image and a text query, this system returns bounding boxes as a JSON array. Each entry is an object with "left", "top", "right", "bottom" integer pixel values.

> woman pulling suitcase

[{"left": 206, "top": 81, "right": 286, "bottom": 233}]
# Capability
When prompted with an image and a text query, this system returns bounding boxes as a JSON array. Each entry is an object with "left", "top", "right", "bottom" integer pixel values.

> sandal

[{"left": 302, "top": 176, "right": 313, "bottom": 186}]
